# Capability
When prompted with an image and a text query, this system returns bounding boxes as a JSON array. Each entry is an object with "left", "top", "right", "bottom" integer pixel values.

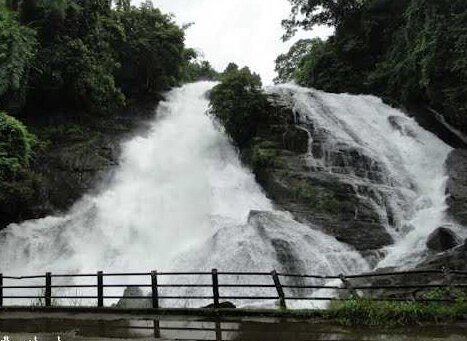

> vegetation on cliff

[
  {"left": 0, "top": 112, "right": 36, "bottom": 181},
  {"left": 277, "top": 0, "right": 467, "bottom": 134},
  {"left": 209, "top": 64, "right": 279, "bottom": 149}
]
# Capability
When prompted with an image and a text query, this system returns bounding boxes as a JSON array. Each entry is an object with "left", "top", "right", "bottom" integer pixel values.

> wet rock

[
  {"left": 116, "top": 287, "right": 151, "bottom": 309},
  {"left": 426, "top": 227, "right": 461, "bottom": 252},
  {"left": 417, "top": 239, "right": 467, "bottom": 271},
  {"left": 445, "top": 149, "right": 467, "bottom": 226},
  {"left": 283, "top": 125, "right": 309, "bottom": 154},
  {"left": 203, "top": 301, "right": 236, "bottom": 309},
  {"left": 255, "top": 162, "right": 394, "bottom": 251},
  {"left": 388, "top": 116, "right": 417, "bottom": 138}
]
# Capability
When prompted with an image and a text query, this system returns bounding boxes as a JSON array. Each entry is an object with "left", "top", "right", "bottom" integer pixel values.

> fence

[{"left": 0, "top": 268, "right": 466, "bottom": 309}]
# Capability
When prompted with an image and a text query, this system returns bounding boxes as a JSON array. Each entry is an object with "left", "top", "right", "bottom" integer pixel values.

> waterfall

[
  {"left": 0, "top": 82, "right": 273, "bottom": 276},
  {"left": 0, "top": 82, "right": 458, "bottom": 307},
  {"left": 269, "top": 84, "right": 458, "bottom": 269}
]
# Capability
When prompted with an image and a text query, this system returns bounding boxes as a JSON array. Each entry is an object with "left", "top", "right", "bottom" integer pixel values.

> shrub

[
  {"left": 0, "top": 111, "right": 36, "bottom": 180},
  {"left": 209, "top": 65, "right": 276, "bottom": 148}
]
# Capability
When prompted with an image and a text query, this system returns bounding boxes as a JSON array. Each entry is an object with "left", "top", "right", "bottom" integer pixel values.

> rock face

[
  {"left": 247, "top": 91, "right": 396, "bottom": 252},
  {"left": 445, "top": 149, "right": 467, "bottom": 226},
  {"left": 0, "top": 101, "right": 157, "bottom": 229},
  {"left": 426, "top": 227, "right": 461, "bottom": 252}
]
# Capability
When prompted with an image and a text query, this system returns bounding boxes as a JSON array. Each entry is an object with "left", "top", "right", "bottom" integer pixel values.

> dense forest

[
  {"left": 0, "top": 0, "right": 218, "bottom": 226},
  {"left": 276, "top": 0, "right": 467, "bottom": 135}
]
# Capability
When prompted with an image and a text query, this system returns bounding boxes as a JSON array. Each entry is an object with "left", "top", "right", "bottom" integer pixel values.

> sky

[{"left": 135, "top": 0, "right": 333, "bottom": 84}]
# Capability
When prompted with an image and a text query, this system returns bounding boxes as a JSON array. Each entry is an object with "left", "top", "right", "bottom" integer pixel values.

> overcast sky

[{"left": 134, "top": 0, "right": 333, "bottom": 84}]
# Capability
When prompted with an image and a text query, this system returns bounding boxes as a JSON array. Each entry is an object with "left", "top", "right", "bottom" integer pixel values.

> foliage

[
  {"left": 0, "top": 0, "right": 191, "bottom": 114},
  {"left": 282, "top": 0, "right": 367, "bottom": 40},
  {"left": 279, "top": 0, "right": 467, "bottom": 132},
  {"left": 113, "top": 5, "right": 186, "bottom": 98},
  {"left": 274, "top": 39, "right": 315, "bottom": 84},
  {"left": 0, "top": 112, "right": 36, "bottom": 180},
  {"left": 209, "top": 65, "right": 276, "bottom": 148},
  {"left": 181, "top": 50, "right": 220, "bottom": 82},
  {"left": 249, "top": 139, "right": 280, "bottom": 169},
  {"left": 0, "top": 7, "right": 37, "bottom": 112}
]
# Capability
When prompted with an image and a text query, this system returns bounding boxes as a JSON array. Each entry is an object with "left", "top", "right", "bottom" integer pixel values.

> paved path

[{"left": 0, "top": 310, "right": 466, "bottom": 341}]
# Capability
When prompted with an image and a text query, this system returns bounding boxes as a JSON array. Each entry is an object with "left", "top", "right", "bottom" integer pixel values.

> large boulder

[
  {"left": 115, "top": 287, "right": 151, "bottom": 309},
  {"left": 445, "top": 149, "right": 467, "bottom": 226},
  {"left": 426, "top": 227, "right": 461, "bottom": 252},
  {"left": 417, "top": 239, "right": 467, "bottom": 271}
]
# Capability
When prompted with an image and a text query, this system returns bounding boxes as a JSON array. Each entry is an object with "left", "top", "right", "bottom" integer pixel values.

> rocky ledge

[{"left": 445, "top": 149, "right": 467, "bottom": 226}]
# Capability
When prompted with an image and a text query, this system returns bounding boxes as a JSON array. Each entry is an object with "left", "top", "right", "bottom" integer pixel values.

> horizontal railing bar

[
  {"left": 282, "top": 285, "right": 341, "bottom": 289},
  {"left": 217, "top": 272, "right": 271, "bottom": 276},
  {"left": 2, "top": 275, "right": 46, "bottom": 280},
  {"left": 4, "top": 283, "right": 463, "bottom": 290},
  {"left": 101, "top": 273, "right": 150, "bottom": 277},
  {"left": 1, "top": 286, "right": 46, "bottom": 289},
  {"left": 51, "top": 274, "right": 96, "bottom": 278},
  {"left": 156, "top": 272, "right": 211, "bottom": 276},
  {"left": 103, "top": 284, "right": 151, "bottom": 288},
  {"left": 218, "top": 284, "right": 276, "bottom": 288},
  {"left": 156, "top": 284, "right": 212, "bottom": 288},
  {"left": 277, "top": 273, "right": 339, "bottom": 279},
  {"left": 219, "top": 296, "right": 278, "bottom": 300},
  {"left": 104, "top": 296, "right": 213, "bottom": 300},
  {"left": 2, "top": 296, "right": 49, "bottom": 299},
  {"left": 51, "top": 285, "right": 96, "bottom": 289}
]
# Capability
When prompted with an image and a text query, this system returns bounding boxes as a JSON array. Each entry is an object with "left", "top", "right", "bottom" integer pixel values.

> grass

[{"left": 325, "top": 297, "right": 467, "bottom": 326}]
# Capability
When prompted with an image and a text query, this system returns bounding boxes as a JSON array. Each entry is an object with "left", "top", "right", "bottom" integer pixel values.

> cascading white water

[
  {"left": 270, "top": 84, "right": 459, "bottom": 269},
  {"left": 0, "top": 82, "right": 458, "bottom": 307},
  {"left": 0, "top": 82, "right": 272, "bottom": 275}
]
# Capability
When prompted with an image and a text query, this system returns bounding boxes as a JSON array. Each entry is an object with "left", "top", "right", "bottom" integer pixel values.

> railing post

[
  {"left": 215, "top": 318, "right": 222, "bottom": 341},
  {"left": 97, "top": 271, "right": 104, "bottom": 307},
  {"left": 45, "top": 272, "right": 52, "bottom": 307},
  {"left": 271, "top": 270, "right": 287, "bottom": 309},
  {"left": 153, "top": 319, "right": 161, "bottom": 338},
  {"left": 0, "top": 273, "right": 3, "bottom": 307},
  {"left": 442, "top": 266, "right": 454, "bottom": 300},
  {"left": 151, "top": 270, "right": 159, "bottom": 309},
  {"left": 339, "top": 274, "right": 359, "bottom": 299},
  {"left": 212, "top": 269, "right": 220, "bottom": 308}
]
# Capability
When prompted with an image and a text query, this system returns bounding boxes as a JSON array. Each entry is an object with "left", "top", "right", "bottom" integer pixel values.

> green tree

[
  {"left": 282, "top": 0, "right": 367, "bottom": 40},
  {"left": 115, "top": 0, "right": 131, "bottom": 11},
  {"left": 0, "top": 7, "right": 37, "bottom": 112},
  {"left": 274, "top": 39, "right": 315, "bottom": 84},
  {"left": 0, "top": 112, "right": 36, "bottom": 180},
  {"left": 114, "top": 4, "right": 186, "bottom": 98},
  {"left": 210, "top": 66, "right": 275, "bottom": 148}
]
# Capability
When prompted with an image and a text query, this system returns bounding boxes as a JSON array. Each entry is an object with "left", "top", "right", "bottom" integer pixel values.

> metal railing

[{"left": 0, "top": 268, "right": 466, "bottom": 309}]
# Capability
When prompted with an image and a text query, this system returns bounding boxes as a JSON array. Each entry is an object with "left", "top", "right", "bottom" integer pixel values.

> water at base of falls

[{"left": 0, "top": 82, "right": 457, "bottom": 308}]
